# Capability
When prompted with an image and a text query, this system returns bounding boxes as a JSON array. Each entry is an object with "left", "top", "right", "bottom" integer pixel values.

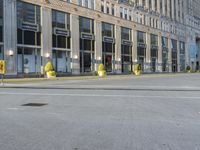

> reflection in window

[
  {"left": 121, "top": 27, "right": 131, "bottom": 41},
  {"left": 102, "top": 22, "right": 114, "bottom": 37},
  {"left": 162, "top": 37, "right": 168, "bottom": 48},
  {"left": 17, "top": 1, "right": 41, "bottom": 46},
  {"left": 137, "top": 31, "right": 146, "bottom": 43},
  {"left": 151, "top": 34, "right": 158, "bottom": 45},
  {"left": 52, "top": 10, "right": 70, "bottom": 49}
]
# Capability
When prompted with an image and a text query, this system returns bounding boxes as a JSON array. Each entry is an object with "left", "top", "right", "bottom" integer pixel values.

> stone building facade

[{"left": 0, "top": 0, "right": 200, "bottom": 76}]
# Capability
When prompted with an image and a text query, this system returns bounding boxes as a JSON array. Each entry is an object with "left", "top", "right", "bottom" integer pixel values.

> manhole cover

[{"left": 21, "top": 103, "right": 48, "bottom": 107}]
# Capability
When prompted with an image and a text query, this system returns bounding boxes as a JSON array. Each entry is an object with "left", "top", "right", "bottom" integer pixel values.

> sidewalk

[{"left": 0, "top": 73, "right": 193, "bottom": 84}]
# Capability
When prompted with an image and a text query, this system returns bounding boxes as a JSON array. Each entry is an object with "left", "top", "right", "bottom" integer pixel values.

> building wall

[{"left": 1, "top": 0, "right": 200, "bottom": 76}]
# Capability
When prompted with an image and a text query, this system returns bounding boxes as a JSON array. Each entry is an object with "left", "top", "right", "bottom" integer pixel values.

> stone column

[
  {"left": 157, "top": 0, "right": 161, "bottom": 13},
  {"left": 82, "top": 0, "right": 85, "bottom": 7},
  {"left": 177, "top": 40, "right": 180, "bottom": 72},
  {"left": 145, "top": 0, "right": 149, "bottom": 9},
  {"left": 145, "top": 33, "right": 151, "bottom": 72},
  {"left": 132, "top": 29, "right": 137, "bottom": 71},
  {"left": 71, "top": 14, "right": 80, "bottom": 75},
  {"left": 175, "top": 0, "right": 179, "bottom": 21},
  {"left": 3, "top": 0, "right": 17, "bottom": 75},
  {"left": 168, "top": 37, "right": 172, "bottom": 72},
  {"left": 88, "top": 0, "right": 91, "bottom": 9},
  {"left": 139, "top": 0, "right": 143, "bottom": 6},
  {"left": 171, "top": 0, "right": 175, "bottom": 20},
  {"left": 115, "top": 5, "right": 120, "bottom": 17},
  {"left": 152, "top": 0, "right": 155, "bottom": 11},
  {"left": 115, "top": 25, "right": 121, "bottom": 74},
  {"left": 167, "top": 0, "right": 170, "bottom": 18},
  {"left": 157, "top": 33, "right": 162, "bottom": 72},
  {"left": 162, "top": 0, "right": 166, "bottom": 16},
  {"left": 179, "top": 0, "right": 183, "bottom": 23},
  {"left": 94, "top": 20, "right": 102, "bottom": 72},
  {"left": 41, "top": 7, "right": 52, "bottom": 75},
  {"left": 95, "top": 0, "right": 101, "bottom": 11}
]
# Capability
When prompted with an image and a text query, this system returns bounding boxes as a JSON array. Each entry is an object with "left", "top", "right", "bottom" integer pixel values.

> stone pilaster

[
  {"left": 3, "top": 0, "right": 17, "bottom": 75},
  {"left": 157, "top": 0, "right": 161, "bottom": 14},
  {"left": 162, "top": 0, "right": 166, "bottom": 16},
  {"left": 88, "top": 0, "right": 91, "bottom": 9},
  {"left": 94, "top": 20, "right": 102, "bottom": 72},
  {"left": 179, "top": 0, "right": 183, "bottom": 23},
  {"left": 152, "top": 0, "right": 155, "bottom": 11},
  {"left": 132, "top": 29, "right": 137, "bottom": 70},
  {"left": 139, "top": 0, "right": 143, "bottom": 6},
  {"left": 171, "top": 0, "right": 175, "bottom": 20},
  {"left": 177, "top": 40, "right": 180, "bottom": 72},
  {"left": 115, "top": 25, "right": 121, "bottom": 74},
  {"left": 71, "top": 14, "right": 80, "bottom": 74},
  {"left": 145, "top": 33, "right": 151, "bottom": 72},
  {"left": 175, "top": 0, "right": 179, "bottom": 22},
  {"left": 41, "top": 7, "right": 52, "bottom": 74},
  {"left": 157, "top": 33, "right": 162, "bottom": 72},
  {"left": 167, "top": 0, "right": 170, "bottom": 18},
  {"left": 145, "top": 0, "right": 149, "bottom": 9},
  {"left": 168, "top": 37, "right": 172, "bottom": 72}
]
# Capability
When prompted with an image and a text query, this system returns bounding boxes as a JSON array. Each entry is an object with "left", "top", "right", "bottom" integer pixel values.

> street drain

[{"left": 21, "top": 103, "right": 48, "bottom": 107}]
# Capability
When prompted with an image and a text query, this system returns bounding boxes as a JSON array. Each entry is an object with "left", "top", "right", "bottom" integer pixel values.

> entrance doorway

[
  {"left": 103, "top": 54, "right": 112, "bottom": 72},
  {"left": 138, "top": 56, "right": 144, "bottom": 71},
  {"left": 80, "top": 52, "right": 94, "bottom": 73},
  {"left": 151, "top": 57, "right": 156, "bottom": 72}
]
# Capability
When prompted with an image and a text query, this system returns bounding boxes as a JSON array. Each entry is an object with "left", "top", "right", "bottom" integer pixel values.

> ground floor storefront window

[
  {"left": 0, "top": 45, "right": 3, "bottom": 59},
  {"left": 172, "top": 51, "right": 178, "bottom": 72},
  {"left": 162, "top": 49, "right": 168, "bottom": 72},
  {"left": 80, "top": 36, "right": 95, "bottom": 73},
  {"left": 80, "top": 52, "right": 94, "bottom": 73},
  {"left": 151, "top": 57, "right": 157, "bottom": 72},
  {"left": 17, "top": 47, "right": 41, "bottom": 74},
  {"left": 180, "top": 42, "right": 185, "bottom": 72},
  {"left": 150, "top": 48, "right": 158, "bottom": 72},
  {"left": 102, "top": 41, "right": 115, "bottom": 72},
  {"left": 180, "top": 55, "right": 185, "bottom": 71},
  {"left": 52, "top": 50, "right": 71, "bottom": 73},
  {"left": 137, "top": 46, "right": 146, "bottom": 71},
  {"left": 121, "top": 45, "right": 132, "bottom": 73},
  {"left": 102, "top": 53, "right": 113, "bottom": 72}
]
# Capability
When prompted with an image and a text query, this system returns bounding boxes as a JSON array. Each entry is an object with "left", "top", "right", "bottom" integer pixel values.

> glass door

[
  {"left": 151, "top": 57, "right": 156, "bottom": 72},
  {"left": 138, "top": 56, "right": 144, "bottom": 71}
]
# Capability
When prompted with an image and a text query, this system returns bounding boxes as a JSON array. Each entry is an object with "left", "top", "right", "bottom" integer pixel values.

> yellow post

[{"left": 0, "top": 60, "right": 6, "bottom": 86}]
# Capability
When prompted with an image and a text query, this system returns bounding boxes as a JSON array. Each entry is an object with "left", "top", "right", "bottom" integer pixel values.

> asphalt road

[{"left": 0, "top": 74, "right": 200, "bottom": 150}]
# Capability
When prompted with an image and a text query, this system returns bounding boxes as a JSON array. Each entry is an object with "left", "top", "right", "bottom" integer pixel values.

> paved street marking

[{"left": 0, "top": 92, "right": 199, "bottom": 100}]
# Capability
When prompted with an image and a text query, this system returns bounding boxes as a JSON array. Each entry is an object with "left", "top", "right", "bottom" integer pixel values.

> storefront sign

[
  {"left": 122, "top": 40, "right": 132, "bottom": 46},
  {"left": 54, "top": 28, "right": 70, "bottom": 37},
  {"left": 103, "top": 36, "right": 115, "bottom": 43},
  {"left": 0, "top": 60, "right": 6, "bottom": 74},
  {"left": 137, "top": 43, "right": 146, "bottom": 48},
  {"left": 21, "top": 22, "right": 39, "bottom": 32},
  {"left": 151, "top": 45, "right": 158, "bottom": 50},
  {"left": 172, "top": 48, "right": 177, "bottom": 52},
  {"left": 162, "top": 47, "right": 168, "bottom": 52},
  {"left": 81, "top": 32, "right": 94, "bottom": 40}
]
